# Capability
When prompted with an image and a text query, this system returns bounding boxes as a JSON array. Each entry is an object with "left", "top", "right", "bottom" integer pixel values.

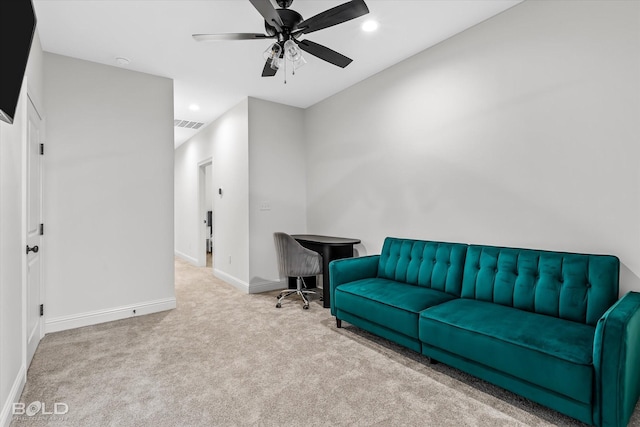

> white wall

[
  {"left": 248, "top": 98, "right": 306, "bottom": 291},
  {"left": 174, "top": 97, "right": 307, "bottom": 293},
  {"left": 304, "top": 0, "right": 640, "bottom": 295},
  {"left": 0, "top": 84, "right": 27, "bottom": 427},
  {"left": 174, "top": 99, "right": 251, "bottom": 288},
  {"left": 0, "top": 32, "right": 44, "bottom": 427},
  {"left": 43, "top": 53, "right": 176, "bottom": 332}
]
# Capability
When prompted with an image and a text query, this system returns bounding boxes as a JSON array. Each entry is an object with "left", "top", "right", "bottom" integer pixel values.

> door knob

[{"left": 26, "top": 245, "right": 39, "bottom": 254}]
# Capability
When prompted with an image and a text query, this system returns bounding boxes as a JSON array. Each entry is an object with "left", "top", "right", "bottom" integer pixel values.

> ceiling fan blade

[
  {"left": 249, "top": 0, "right": 283, "bottom": 32},
  {"left": 192, "top": 33, "right": 272, "bottom": 41},
  {"left": 261, "top": 59, "right": 278, "bottom": 77},
  {"left": 296, "top": 39, "right": 352, "bottom": 68},
  {"left": 296, "top": 0, "right": 369, "bottom": 35}
]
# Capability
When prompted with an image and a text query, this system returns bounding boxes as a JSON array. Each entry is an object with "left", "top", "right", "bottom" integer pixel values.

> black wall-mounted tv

[{"left": 0, "top": 0, "right": 37, "bottom": 125}]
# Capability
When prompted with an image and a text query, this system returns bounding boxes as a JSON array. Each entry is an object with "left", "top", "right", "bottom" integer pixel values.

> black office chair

[{"left": 273, "top": 232, "right": 322, "bottom": 310}]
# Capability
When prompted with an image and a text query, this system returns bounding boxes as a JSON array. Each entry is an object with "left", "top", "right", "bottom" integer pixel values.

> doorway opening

[{"left": 198, "top": 159, "right": 214, "bottom": 269}]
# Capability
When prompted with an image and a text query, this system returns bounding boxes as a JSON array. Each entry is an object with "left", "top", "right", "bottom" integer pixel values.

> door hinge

[
  {"left": 40, "top": 143, "right": 44, "bottom": 155},
  {"left": 40, "top": 304, "right": 44, "bottom": 316},
  {"left": 40, "top": 223, "right": 44, "bottom": 235}
]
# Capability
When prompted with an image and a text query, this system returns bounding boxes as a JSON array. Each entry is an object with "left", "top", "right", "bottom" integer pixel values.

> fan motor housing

[{"left": 264, "top": 8, "right": 303, "bottom": 37}]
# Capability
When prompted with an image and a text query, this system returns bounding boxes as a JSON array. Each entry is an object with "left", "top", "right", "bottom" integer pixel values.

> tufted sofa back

[
  {"left": 461, "top": 245, "right": 619, "bottom": 325},
  {"left": 378, "top": 238, "right": 468, "bottom": 297}
]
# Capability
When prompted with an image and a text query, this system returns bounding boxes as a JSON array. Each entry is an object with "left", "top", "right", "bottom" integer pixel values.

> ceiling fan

[{"left": 193, "top": 0, "right": 369, "bottom": 77}]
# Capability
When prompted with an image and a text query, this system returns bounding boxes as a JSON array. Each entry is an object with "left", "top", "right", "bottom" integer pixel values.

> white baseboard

[
  {"left": 249, "top": 279, "right": 286, "bottom": 294},
  {"left": 212, "top": 270, "right": 284, "bottom": 294},
  {"left": 44, "top": 297, "right": 177, "bottom": 334},
  {"left": 1, "top": 364, "right": 26, "bottom": 427},
  {"left": 213, "top": 269, "right": 250, "bottom": 293},
  {"left": 174, "top": 249, "right": 198, "bottom": 265}
]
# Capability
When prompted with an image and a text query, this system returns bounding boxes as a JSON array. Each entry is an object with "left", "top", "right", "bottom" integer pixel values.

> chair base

[{"left": 276, "top": 277, "right": 317, "bottom": 309}]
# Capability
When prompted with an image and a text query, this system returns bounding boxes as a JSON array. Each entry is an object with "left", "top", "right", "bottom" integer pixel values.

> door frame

[
  {"left": 197, "top": 158, "right": 213, "bottom": 268},
  {"left": 23, "top": 90, "right": 44, "bottom": 367}
]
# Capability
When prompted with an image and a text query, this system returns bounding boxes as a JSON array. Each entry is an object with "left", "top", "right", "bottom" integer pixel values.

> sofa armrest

[
  {"left": 329, "top": 255, "right": 380, "bottom": 316},
  {"left": 593, "top": 291, "right": 640, "bottom": 427}
]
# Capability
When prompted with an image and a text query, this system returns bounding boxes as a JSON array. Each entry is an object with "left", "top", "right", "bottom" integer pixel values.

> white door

[{"left": 25, "top": 96, "right": 43, "bottom": 365}]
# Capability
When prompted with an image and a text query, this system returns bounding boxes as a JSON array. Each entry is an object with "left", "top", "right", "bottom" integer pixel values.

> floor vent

[{"left": 174, "top": 119, "right": 204, "bottom": 129}]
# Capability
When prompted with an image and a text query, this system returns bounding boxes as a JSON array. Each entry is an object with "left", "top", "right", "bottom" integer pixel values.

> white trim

[
  {"left": 249, "top": 279, "right": 286, "bottom": 294},
  {"left": 174, "top": 249, "right": 198, "bottom": 265},
  {"left": 197, "top": 158, "right": 213, "bottom": 268},
  {"left": 197, "top": 157, "right": 213, "bottom": 168},
  {"left": 44, "top": 297, "right": 176, "bottom": 333},
  {"left": 25, "top": 91, "right": 44, "bottom": 367},
  {"left": 214, "top": 268, "right": 249, "bottom": 293},
  {"left": 0, "top": 364, "right": 26, "bottom": 427},
  {"left": 213, "top": 272, "right": 291, "bottom": 294}
]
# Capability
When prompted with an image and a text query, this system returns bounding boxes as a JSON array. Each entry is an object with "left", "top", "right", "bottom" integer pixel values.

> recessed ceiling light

[
  {"left": 361, "top": 20, "right": 379, "bottom": 32},
  {"left": 115, "top": 56, "right": 130, "bottom": 66},
  {"left": 189, "top": 104, "right": 200, "bottom": 111}
]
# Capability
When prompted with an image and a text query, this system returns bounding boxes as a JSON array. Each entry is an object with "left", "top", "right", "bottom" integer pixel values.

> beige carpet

[{"left": 11, "top": 258, "right": 640, "bottom": 426}]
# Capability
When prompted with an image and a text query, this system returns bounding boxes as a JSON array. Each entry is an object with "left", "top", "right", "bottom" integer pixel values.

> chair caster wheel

[
  {"left": 276, "top": 303, "right": 281, "bottom": 308},
  {"left": 303, "top": 304, "right": 309, "bottom": 310}
]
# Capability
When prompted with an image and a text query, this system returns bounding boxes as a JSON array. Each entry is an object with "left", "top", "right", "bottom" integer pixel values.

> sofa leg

[
  {"left": 336, "top": 319, "right": 342, "bottom": 328},
  {"left": 426, "top": 357, "right": 439, "bottom": 365}
]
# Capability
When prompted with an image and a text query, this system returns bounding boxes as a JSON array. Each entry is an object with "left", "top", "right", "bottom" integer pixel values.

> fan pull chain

[{"left": 284, "top": 58, "right": 287, "bottom": 84}]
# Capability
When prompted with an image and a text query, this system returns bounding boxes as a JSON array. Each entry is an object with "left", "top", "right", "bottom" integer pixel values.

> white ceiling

[{"left": 32, "top": 0, "right": 522, "bottom": 148}]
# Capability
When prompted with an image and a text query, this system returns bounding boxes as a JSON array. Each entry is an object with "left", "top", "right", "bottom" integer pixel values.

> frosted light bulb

[
  {"left": 270, "top": 56, "right": 282, "bottom": 71},
  {"left": 263, "top": 43, "right": 282, "bottom": 61},
  {"left": 293, "top": 56, "right": 307, "bottom": 70},
  {"left": 283, "top": 39, "right": 301, "bottom": 62}
]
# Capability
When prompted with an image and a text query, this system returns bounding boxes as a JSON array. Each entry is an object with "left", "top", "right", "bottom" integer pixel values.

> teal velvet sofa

[{"left": 329, "top": 237, "right": 640, "bottom": 427}]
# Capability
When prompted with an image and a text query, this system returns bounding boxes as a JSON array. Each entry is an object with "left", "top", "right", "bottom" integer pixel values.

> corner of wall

[
  {"left": 214, "top": 269, "right": 250, "bottom": 293},
  {"left": 0, "top": 364, "right": 26, "bottom": 427}
]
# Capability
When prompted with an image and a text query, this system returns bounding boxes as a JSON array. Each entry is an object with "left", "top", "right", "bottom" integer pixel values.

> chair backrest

[
  {"left": 273, "top": 232, "right": 322, "bottom": 278},
  {"left": 377, "top": 237, "right": 468, "bottom": 297},
  {"left": 461, "top": 244, "right": 620, "bottom": 325}
]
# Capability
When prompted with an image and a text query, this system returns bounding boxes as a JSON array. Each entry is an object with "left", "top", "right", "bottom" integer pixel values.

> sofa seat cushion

[
  {"left": 335, "top": 278, "right": 456, "bottom": 339},
  {"left": 419, "top": 299, "right": 596, "bottom": 404}
]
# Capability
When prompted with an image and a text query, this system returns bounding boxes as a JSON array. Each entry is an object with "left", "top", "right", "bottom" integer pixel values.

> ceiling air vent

[{"left": 174, "top": 119, "right": 204, "bottom": 130}]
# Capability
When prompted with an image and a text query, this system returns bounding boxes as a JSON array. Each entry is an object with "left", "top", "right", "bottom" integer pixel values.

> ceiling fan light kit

[{"left": 193, "top": 0, "right": 369, "bottom": 81}]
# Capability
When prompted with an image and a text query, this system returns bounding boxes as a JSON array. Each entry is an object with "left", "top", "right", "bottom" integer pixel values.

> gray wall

[
  {"left": 304, "top": 0, "right": 640, "bottom": 294},
  {"left": 43, "top": 53, "right": 176, "bottom": 332},
  {"left": 248, "top": 98, "right": 306, "bottom": 291},
  {"left": 2, "top": 47, "right": 176, "bottom": 422}
]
